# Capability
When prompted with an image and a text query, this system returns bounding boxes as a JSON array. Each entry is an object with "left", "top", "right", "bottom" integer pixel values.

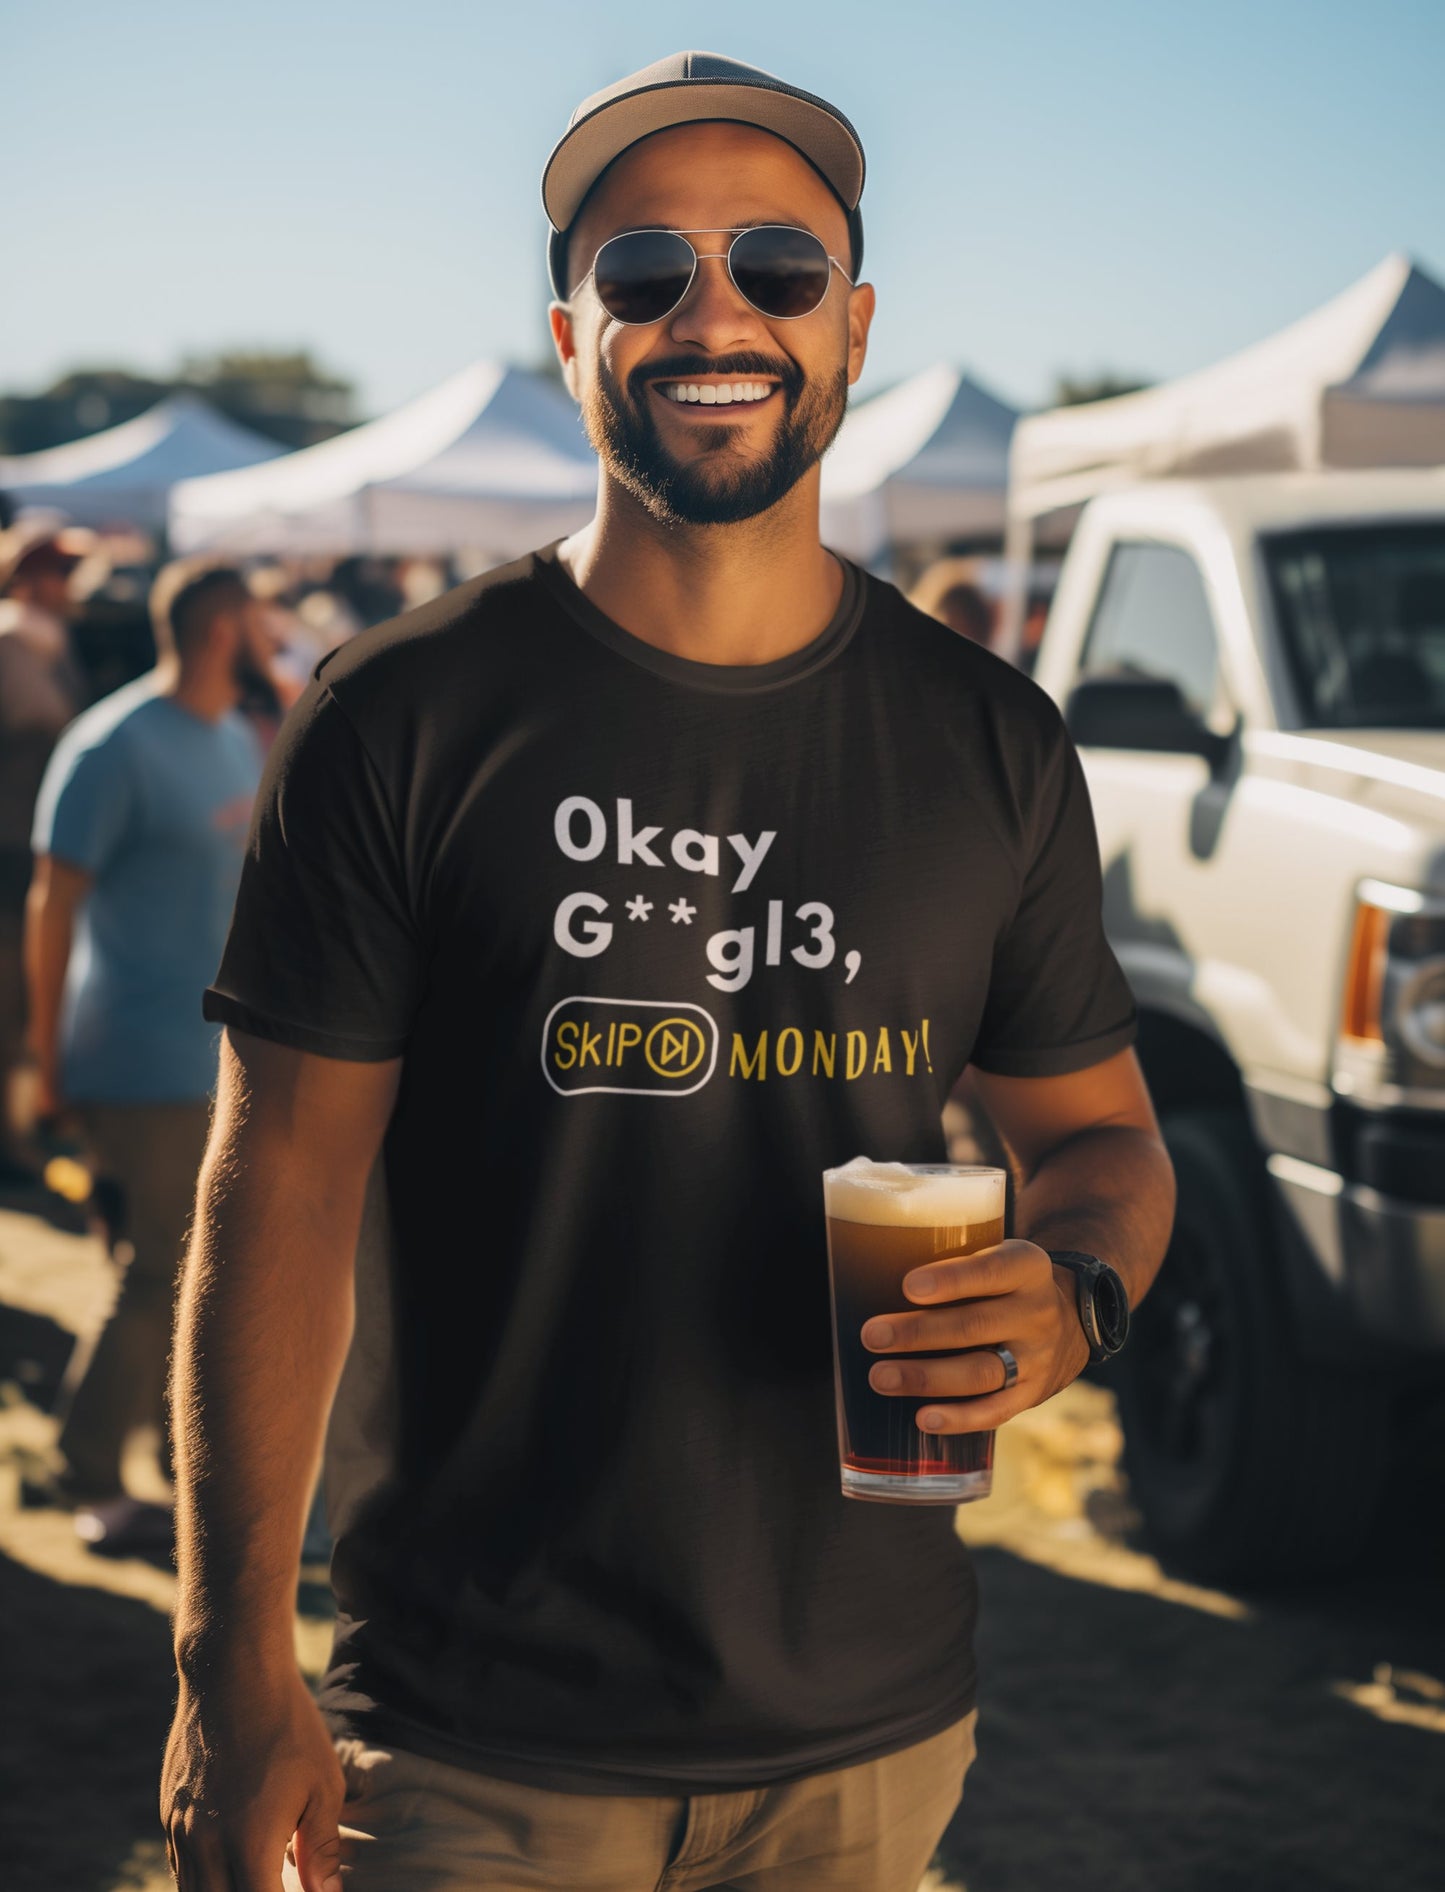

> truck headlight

[
  {"left": 1338, "top": 881, "right": 1445, "bottom": 1097},
  {"left": 1397, "top": 958, "right": 1445, "bottom": 1070}
]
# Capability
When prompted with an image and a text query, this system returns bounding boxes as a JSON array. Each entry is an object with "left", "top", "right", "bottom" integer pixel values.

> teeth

[{"left": 663, "top": 381, "right": 773, "bottom": 404}]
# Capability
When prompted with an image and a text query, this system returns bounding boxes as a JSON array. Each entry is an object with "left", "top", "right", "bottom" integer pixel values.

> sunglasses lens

[
  {"left": 592, "top": 230, "right": 696, "bottom": 323},
  {"left": 730, "top": 226, "right": 832, "bottom": 318}
]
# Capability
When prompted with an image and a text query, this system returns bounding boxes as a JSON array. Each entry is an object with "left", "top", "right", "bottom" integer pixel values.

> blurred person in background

[
  {"left": 1018, "top": 588, "right": 1053, "bottom": 676},
  {"left": 0, "top": 525, "right": 88, "bottom": 1182},
  {"left": 68, "top": 538, "right": 166, "bottom": 703},
  {"left": 19, "top": 562, "right": 266, "bottom": 1551},
  {"left": 330, "top": 553, "right": 405, "bottom": 630},
  {"left": 908, "top": 555, "right": 999, "bottom": 651}
]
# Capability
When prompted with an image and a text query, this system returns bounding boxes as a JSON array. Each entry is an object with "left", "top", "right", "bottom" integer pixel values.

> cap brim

[{"left": 542, "top": 80, "right": 865, "bottom": 231}]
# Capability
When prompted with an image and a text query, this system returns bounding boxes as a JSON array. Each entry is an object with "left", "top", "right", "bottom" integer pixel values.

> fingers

[
  {"left": 862, "top": 1296, "right": 1017, "bottom": 1354},
  {"left": 865, "top": 1345, "right": 1031, "bottom": 1434},
  {"left": 868, "top": 1346, "right": 1010, "bottom": 1401},
  {"left": 899, "top": 1237, "right": 1050, "bottom": 1308},
  {"left": 292, "top": 1790, "right": 345, "bottom": 1892},
  {"left": 165, "top": 1814, "right": 229, "bottom": 1892},
  {"left": 914, "top": 1385, "right": 1030, "bottom": 1435},
  {"left": 167, "top": 1814, "right": 298, "bottom": 1892}
]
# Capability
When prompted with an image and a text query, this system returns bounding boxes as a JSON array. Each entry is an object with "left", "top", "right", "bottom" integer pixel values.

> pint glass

[{"left": 823, "top": 1158, "right": 1007, "bottom": 1504}]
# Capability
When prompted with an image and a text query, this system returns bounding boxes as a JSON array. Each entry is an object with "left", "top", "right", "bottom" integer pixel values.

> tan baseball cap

[
  {"left": 543, "top": 51, "right": 866, "bottom": 296},
  {"left": 0, "top": 522, "right": 94, "bottom": 596}
]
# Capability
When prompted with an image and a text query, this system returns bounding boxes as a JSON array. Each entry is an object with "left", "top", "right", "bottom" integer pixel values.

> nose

[{"left": 668, "top": 246, "right": 767, "bottom": 355}]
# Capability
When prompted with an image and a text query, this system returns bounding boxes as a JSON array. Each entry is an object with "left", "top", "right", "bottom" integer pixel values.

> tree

[
  {"left": 1049, "top": 371, "right": 1154, "bottom": 408},
  {"left": 0, "top": 368, "right": 171, "bottom": 456},
  {"left": 178, "top": 350, "right": 356, "bottom": 449},
  {"left": 0, "top": 353, "right": 358, "bottom": 456}
]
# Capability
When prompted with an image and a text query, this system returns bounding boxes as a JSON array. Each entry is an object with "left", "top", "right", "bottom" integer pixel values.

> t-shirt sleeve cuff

[
  {"left": 968, "top": 1012, "right": 1138, "bottom": 1078},
  {"left": 202, "top": 989, "right": 408, "bottom": 1063}
]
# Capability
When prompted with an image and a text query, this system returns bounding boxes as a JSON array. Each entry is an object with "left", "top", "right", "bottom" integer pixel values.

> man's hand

[
  {"left": 860, "top": 1239, "right": 1090, "bottom": 1435},
  {"left": 161, "top": 1664, "right": 345, "bottom": 1892}
]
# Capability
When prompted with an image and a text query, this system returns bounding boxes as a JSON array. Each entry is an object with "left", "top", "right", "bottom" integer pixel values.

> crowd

[{"left": 0, "top": 520, "right": 451, "bottom": 1555}]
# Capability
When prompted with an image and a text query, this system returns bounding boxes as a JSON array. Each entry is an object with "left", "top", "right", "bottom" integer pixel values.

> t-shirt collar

[{"left": 532, "top": 540, "right": 865, "bottom": 695}]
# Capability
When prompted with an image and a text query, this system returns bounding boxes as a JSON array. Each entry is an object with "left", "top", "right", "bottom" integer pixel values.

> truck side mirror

[{"left": 1064, "top": 675, "right": 1232, "bottom": 770}]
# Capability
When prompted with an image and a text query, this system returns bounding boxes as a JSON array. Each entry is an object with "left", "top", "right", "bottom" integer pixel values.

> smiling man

[{"left": 161, "top": 51, "right": 1174, "bottom": 1892}]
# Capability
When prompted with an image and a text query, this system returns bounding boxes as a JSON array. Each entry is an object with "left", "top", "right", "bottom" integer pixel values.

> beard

[
  {"left": 231, "top": 647, "right": 277, "bottom": 710},
  {"left": 580, "top": 348, "right": 849, "bottom": 527}
]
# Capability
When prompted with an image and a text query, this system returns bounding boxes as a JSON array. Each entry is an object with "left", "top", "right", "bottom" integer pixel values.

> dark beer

[{"left": 824, "top": 1160, "right": 1006, "bottom": 1504}]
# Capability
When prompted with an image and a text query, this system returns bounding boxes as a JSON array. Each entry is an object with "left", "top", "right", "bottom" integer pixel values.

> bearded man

[
  {"left": 162, "top": 52, "right": 1173, "bottom": 1892},
  {"left": 25, "top": 562, "right": 266, "bottom": 1546}
]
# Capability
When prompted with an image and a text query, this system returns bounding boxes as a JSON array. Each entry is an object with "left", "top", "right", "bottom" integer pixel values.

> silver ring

[{"left": 991, "top": 1345, "right": 1019, "bottom": 1390}]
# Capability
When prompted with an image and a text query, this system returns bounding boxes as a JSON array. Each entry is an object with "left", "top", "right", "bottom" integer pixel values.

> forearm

[
  {"left": 171, "top": 1115, "right": 358, "bottom": 1680},
  {"left": 22, "top": 873, "right": 75, "bottom": 1077},
  {"left": 1011, "top": 1122, "right": 1175, "bottom": 1313}
]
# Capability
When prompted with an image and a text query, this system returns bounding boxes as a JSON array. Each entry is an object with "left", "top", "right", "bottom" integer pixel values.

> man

[
  {"left": 24, "top": 562, "right": 265, "bottom": 1545},
  {"left": 0, "top": 526, "right": 87, "bottom": 1180},
  {"left": 163, "top": 53, "right": 1175, "bottom": 1892}
]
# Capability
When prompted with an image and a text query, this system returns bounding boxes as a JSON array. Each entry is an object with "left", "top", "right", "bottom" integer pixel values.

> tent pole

[{"left": 997, "top": 508, "right": 1033, "bottom": 665}]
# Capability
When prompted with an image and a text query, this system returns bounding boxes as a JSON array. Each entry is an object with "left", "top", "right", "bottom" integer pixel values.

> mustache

[{"left": 628, "top": 352, "right": 806, "bottom": 404}]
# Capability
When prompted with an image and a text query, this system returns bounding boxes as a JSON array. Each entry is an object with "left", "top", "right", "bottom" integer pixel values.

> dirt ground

[{"left": 1, "top": 1191, "right": 1442, "bottom": 1892}]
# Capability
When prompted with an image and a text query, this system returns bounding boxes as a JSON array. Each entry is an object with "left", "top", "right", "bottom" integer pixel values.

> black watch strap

[{"left": 1047, "top": 1249, "right": 1131, "bottom": 1364}]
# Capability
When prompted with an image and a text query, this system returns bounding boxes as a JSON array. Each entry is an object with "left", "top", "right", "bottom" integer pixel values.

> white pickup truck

[{"left": 1030, "top": 468, "right": 1445, "bottom": 1583}]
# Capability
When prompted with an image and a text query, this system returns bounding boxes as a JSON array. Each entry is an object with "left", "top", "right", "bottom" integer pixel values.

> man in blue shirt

[{"left": 25, "top": 562, "right": 266, "bottom": 1536}]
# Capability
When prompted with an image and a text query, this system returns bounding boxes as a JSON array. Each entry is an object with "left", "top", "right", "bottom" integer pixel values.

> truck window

[
  {"left": 1080, "top": 542, "right": 1220, "bottom": 719},
  {"left": 1264, "top": 523, "right": 1445, "bottom": 730}
]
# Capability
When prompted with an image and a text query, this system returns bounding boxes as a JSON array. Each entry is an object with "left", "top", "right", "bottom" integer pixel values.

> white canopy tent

[
  {"left": 1009, "top": 252, "right": 1445, "bottom": 525},
  {"left": 820, "top": 364, "right": 1018, "bottom": 563},
  {"left": 169, "top": 361, "right": 597, "bottom": 558},
  {"left": 0, "top": 394, "right": 285, "bottom": 533},
  {"left": 1001, "top": 253, "right": 1445, "bottom": 657}
]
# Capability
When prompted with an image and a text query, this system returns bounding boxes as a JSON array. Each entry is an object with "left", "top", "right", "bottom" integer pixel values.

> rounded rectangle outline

[{"left": 541, "top": 995, "right": 720, "bottom": 1098}]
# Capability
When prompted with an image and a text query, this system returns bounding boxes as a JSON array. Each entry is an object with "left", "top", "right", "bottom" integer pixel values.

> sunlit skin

[{"left": 550, "top": 120, "right": 875, "bottom": 666}]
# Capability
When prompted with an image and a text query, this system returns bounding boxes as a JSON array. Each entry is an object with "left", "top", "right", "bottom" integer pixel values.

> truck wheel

[{"left": 1114, "top": 1106, "right": 1390, "bottom": 1586}]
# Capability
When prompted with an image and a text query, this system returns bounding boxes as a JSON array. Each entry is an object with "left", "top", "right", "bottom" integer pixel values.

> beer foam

[{"left": 823, "top": 1156, "right": 1005, "bottom": 1227}]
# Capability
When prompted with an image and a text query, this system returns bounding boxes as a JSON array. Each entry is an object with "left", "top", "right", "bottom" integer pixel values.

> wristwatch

[{"left": 1047, "top": 1250, "right": 1130, "bottom": 1364}]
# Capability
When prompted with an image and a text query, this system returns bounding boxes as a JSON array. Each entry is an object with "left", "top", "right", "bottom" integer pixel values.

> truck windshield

[{"left": 1263, "top": 523, "right": 1445, "bottom": 728}]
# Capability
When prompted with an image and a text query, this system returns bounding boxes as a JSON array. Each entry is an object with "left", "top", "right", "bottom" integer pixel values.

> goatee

[{"left": 581, "top": 350, "right": 849, "bottom": 527}]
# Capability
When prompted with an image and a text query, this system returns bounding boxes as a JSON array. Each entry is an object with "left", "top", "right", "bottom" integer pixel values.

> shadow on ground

[
  {"left": 0, "top": 1550, "right": 175, "bottom": 1892},
  {"left": 0, "top": 1298, "right": 76, "bottom": 1412},
  {"left": 938, "top": 1523, "right": 1445, "bottom": 1892}
]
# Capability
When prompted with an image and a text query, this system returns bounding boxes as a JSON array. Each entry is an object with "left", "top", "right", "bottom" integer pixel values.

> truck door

[{"left": 1073, "top": 540, "right": 1236, "bottom": 1026}]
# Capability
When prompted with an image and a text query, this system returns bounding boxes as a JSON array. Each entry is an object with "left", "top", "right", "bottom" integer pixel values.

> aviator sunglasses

[{"left": 575, "top": 225, "right": 854, "bottom": 326}]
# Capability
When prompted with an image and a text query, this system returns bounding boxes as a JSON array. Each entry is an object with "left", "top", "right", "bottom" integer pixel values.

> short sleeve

[
  {"left": 203, "top": 681, "right": 424, "bottom": 1061},
  {"left": 969, "top": 719, "right": 1137, "bottom": 1078},
  {"left": 33, "top": 730, "right": 134, "bottom": 874}
]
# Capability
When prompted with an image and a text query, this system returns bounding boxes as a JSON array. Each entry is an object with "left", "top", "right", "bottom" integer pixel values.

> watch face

[{"left": 1095, "top": 1267, "right": 1130, "bottom": 1352}]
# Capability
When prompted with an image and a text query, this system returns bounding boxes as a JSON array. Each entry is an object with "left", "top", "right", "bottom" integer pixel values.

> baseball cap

[
  {"left": 543, "top": 51, "right": 866, "bottom": 298},
  {"left": 0, "top": 522, "right": 93, "bottom": 596}
]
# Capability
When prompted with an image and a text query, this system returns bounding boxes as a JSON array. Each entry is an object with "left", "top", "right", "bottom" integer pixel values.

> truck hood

[
  {"left": 1245, "top": 729, "right": 1445, "bottom": 856},
  {"left": 1303, "top": 730, "right": 1445, "bottom": 775}
]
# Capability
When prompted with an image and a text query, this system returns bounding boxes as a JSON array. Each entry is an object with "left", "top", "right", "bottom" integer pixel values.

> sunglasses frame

[{"left": 572, "top": 224, "right": 855, "bottom": 326}]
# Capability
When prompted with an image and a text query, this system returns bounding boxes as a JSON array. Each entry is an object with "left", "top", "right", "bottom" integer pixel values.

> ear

[
  {"left": 549, "top": 302, "right": 583, "bottom": 402},
  {"left": 845, "top": 281, "right": 876, "bottom": 389}
]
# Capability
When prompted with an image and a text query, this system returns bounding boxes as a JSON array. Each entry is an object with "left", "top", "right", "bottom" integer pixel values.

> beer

[{"left": 823, "top": 1159, "right": 1006, "bottom": 1504}]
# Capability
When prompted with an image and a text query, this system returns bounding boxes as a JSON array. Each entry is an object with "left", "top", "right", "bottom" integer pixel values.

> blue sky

[{"left": 8, "top": 0, "right": 1443, "bottom": 416}]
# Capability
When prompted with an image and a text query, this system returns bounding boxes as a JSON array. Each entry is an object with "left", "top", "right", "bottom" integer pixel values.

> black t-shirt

[{"left": 204, "top": 544, "right": 1137, "bottom": 1794}]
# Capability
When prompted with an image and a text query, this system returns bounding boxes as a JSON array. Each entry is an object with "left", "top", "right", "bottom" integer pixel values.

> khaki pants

[
  {"left": 54, "top": 1099, "right": 210, "bottom": 1496},
  {"left": 283, "top": 1712, "right": 977, "bottom": 1892}
]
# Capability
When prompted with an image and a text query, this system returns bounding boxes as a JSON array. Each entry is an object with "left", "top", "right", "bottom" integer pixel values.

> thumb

[{"left": 291, "top": 1789, "right": 344, "bottom": 1892}]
